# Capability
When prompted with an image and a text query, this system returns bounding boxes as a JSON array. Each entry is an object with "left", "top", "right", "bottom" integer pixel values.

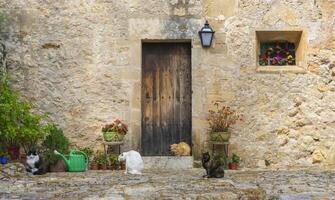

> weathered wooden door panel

[{"left": 142, "top": 43, "right": 191, "bottom": 156}]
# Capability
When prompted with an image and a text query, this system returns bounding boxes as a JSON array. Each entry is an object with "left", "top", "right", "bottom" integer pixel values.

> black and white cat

[
  {"left": 202, "top": 152, "right": 225, "bottom": 178},
  {"left": 26, "top": 150, "right": 47, "bottom": 175}
]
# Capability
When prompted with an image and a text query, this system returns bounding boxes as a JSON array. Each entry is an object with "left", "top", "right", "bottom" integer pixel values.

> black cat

[
  {"left": 26, "top": 150, "right": 47, "bottom": 175},
  {"left": 202, "top": 152, "right": 224, "bottom": 178}
]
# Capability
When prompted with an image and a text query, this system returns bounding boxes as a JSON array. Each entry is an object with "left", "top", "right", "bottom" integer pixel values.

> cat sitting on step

[
  {"left": 201, "top": 152, "right": 224, "bottom": 178},
  {"left": 118, "top": 150, "right": 144, "bottom": 175},
  {"left": 26, "top": 150, "right": 47, "bottom": 175},
  {"left": 170, "top": 142, "right": 191, "bottom": 156}
]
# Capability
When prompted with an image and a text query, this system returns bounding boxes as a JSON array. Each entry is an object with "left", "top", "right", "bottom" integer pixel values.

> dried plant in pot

[
  {"left": 102, "top": 119, "right": 128, "bottom": 142},
  {"left": 207, "top": 102, "right": 243, "bottom": 142}
]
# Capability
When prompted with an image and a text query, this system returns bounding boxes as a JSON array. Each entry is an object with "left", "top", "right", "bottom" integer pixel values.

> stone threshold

[{"left": 142, "top": 156, "right": 193, "bottom": 170}]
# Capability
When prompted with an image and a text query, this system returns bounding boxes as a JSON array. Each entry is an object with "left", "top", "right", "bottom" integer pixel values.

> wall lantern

[{"left": 198, "top": 20, "right": 215, "bottom": 48}]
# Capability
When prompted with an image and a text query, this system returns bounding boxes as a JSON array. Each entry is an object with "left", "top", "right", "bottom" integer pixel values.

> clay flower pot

[
  {"left": 49, "top": 160, "right": 67, "bottom": 172},
  {"left": 7, "top": 145, "right": 20, "bottom": 160},
  {"left": 19, "top": 154, "right": 27, "bottom": 165},
  {"left": 99, "top": 163, "right": 107, "bottom": 170},
  {"left": 228, "top": 163, "right": 238, "bottom": 170},
  {"left": 120, "top": 162, "right": 126, "bottom": 170},
  {"left": 90, "top": 162, "right": 98, "bottom": 170},
  {"left": 112, "top": 164, "right": 119, "bottom": 170}
]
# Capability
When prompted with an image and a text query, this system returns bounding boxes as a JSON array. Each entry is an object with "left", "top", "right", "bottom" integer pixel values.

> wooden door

[{"left": 142, "top": 42, "right": 192, "bottom": 156}]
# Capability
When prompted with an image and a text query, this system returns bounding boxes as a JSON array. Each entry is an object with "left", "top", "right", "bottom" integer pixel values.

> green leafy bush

[
  {"left": 231, "top": 153, "right": 240, "bottom": 164},
  {"left": 0, "top": 76, "right": 45, "bottom": 152},
  {"left": 42, "top": 124, "right": 70, "bottom": 165},
  {"left": 109, "top": 153, "right": 119, "bottom": 165},
  {"left": 0, "top": 42, "right": 45, "bottom": 152}
]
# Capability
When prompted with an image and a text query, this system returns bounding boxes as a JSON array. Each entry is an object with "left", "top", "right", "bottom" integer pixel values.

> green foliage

[
  {"left": 0, "top": 145, "right": 8, "bottom": 157},
  {"left": 231, "top": 153, "right": 240, "bottom": 164},
  {"left": 79, "top": 147, "right": 93, "bottom": 162},
  {"left": 95, "top": 151, "right": 108, "bottom": 164},
  {"left": 218, "top": 154, "right": 228, "bottom": 169},
  {"left": 109, "top": 153, "right": 119, "bottom": 165},
  {"left": 0, "top": 12, "right": 5, "bottom": 25},
  {"left": 42, "top": 124, "right": 70, "bottom": 165},
  {"left": 0, "top": 76, "right": 45, "bottom": 151}
]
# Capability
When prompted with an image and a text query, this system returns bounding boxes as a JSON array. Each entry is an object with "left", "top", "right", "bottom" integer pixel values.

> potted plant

[
  {"left": 42, "top": 124, "right": 70, "bottom": 172},
  {"left": 79, "top": 147, "right": 93, "bottom": 170},
  {"left": 229, "top": 153, "right": 240, "bottom": 170},
  {"left": 90, "top": 153, "right": 98, "bottom": 170},
  {"left": 96, "top": 151, "right": 108, "bottom": 170},
  {"left": 120, "top": 161, "right": 126, "bottom": 170},
  {"left": 108, "top": 153, "right": 119, "bottom": 170},
  {"left": 0, "top": 74, "right": 49, "bottom": 160},
  {"left": 207, "top": 102, "right": 242, "bottom": 142},
  {"left": 218, "top": 154, "right": 229, "bottom": 169},
  {"left": 102, "top": 119, "right": 128, "bottom": 142}
]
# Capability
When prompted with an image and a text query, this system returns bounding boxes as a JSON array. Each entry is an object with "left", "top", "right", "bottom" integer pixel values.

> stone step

[{"left": 142, "top": 156, "right": 193, "bottom": 170}]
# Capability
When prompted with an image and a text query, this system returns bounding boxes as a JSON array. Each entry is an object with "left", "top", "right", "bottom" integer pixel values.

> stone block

[
  {"left": 263, "top": 3, "right": 298, "bottom": 26},
  {"left": 204, "top": 0, "right": 238, "bottom": 18},
  {"left": 142, "top": 156, "right": 193, "bottom": 169},
  {"left": 131, "top": 82, "right": 141, "bottom": 109},
  {"left": 312, "top": 148, "right": 327, "bottom": 163}
]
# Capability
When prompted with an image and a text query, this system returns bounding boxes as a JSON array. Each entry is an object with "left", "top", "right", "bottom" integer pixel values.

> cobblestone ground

[{"left": 1, "top": 169, "right": 335, "bottom": 200}]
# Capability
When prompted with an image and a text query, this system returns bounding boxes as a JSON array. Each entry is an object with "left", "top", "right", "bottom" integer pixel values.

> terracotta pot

[
  {"left": 19, "top": 154, "right": 27, "bottom": 165},
  {"left": 210, "top": 131, "right": 231, "bottom": 142},
  {"left": 112, "top": 164, "right": 119, "bottom": 170},
  {"left": 7, "top": 145, "right": 20, "bottom": 160},
  {"left": 99, "top": 163, "right": 107, "bottom": 170},
  {"left": 49, "top": 159, "right": 67, "bottom": 172},
  {"left": 228, "top": 163, "right": 238, "bottom": 170},
  {"left": 107, "top": 164, "right": 118, "bottom": 170},
  {"left": 120, "top": 162, "right": 126, "bottom": 170},
  {"left": 90, "top": 162, "right": 98, "bottom": 170}
]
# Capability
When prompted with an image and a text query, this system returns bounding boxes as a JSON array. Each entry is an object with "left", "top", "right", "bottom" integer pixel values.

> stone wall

[{"left": 0, "top": 0, "right": 334, "bottom": 168}]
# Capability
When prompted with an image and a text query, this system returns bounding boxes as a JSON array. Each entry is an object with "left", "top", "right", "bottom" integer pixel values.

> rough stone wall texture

[{"left": 0, "top": 0, "right": 334, "bottom": 168}]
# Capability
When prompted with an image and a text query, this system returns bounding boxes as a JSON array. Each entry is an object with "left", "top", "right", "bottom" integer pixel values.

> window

[
  {"left": 259, "top": 41, "right": 296, "bottom": 66},
  {"left": 256, "top": 30, "right": 307, "bottom": 73}
]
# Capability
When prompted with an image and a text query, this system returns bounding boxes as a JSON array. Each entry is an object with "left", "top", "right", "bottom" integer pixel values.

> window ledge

[{"left": 256, "top": 65, "right": 306, "bottom": 74}]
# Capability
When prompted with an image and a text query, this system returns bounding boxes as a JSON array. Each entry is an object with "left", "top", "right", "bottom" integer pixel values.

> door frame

[{"left": 140, "top": 40, "right": 192, "bottom": 155}]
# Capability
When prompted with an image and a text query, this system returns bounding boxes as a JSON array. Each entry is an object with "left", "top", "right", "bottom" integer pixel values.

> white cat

[{"left": 118, "top": 150, "right": 144, "bottom": 175}]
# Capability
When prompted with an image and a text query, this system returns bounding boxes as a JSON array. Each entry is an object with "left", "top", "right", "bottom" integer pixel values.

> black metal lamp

[{"left": 198, "top": 20, "right": 215, "bottom": 48}]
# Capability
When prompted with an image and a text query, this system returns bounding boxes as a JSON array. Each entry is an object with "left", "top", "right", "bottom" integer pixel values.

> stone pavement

[{"left": 0, "top": 168, "right": 334, "bottom": 200}]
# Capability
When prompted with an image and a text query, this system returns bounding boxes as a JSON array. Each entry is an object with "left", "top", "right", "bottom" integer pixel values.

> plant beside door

[
  {"left": 102, "top": 119, "right": 128, "bottom": 142},
  {"left": 207, "top": 102, "right": 243, "bottom": 142}
]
